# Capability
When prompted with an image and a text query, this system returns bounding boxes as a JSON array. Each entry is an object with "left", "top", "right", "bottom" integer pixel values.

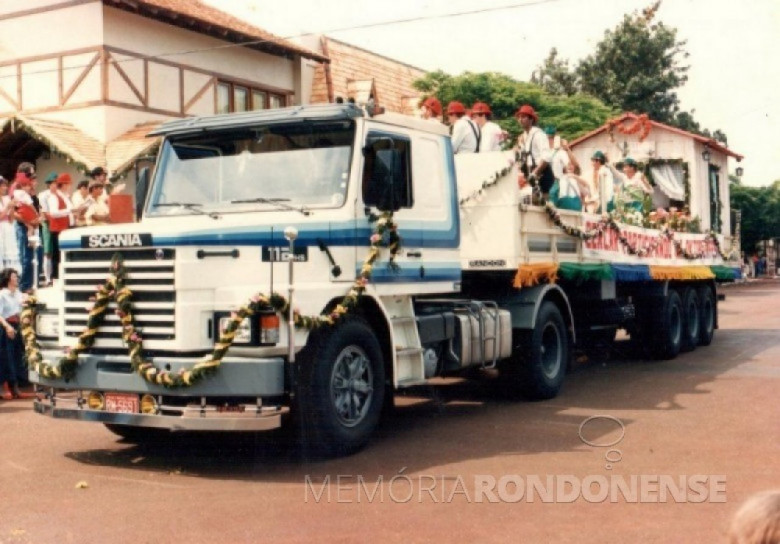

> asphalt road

[{"left": 1, "top": 281, "right": 779, "bottom": 544}]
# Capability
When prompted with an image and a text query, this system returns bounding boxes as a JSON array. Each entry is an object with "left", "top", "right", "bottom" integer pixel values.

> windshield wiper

[
  {"left": 230, "top": 197, "right": 311, "bottom": 216},
  {"left": 155, "top": 202, "right": 220, "bottom": 219}
]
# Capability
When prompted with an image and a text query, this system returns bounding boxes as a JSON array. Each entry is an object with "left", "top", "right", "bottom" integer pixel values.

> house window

[{"left": 216, "top": 80, "right": 286, "bottom": 113}]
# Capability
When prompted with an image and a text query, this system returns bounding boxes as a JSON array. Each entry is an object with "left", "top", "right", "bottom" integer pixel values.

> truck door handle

[{"left": 406, "top": 251, "right": 422, "bottom": 258}]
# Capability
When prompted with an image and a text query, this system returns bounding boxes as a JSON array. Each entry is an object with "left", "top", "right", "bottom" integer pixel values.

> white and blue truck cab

[{"left": 31, "top": 104, "right": 726, "bottom": 456}]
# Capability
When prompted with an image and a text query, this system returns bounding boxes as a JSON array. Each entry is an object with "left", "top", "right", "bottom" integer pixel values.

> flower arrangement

[
  {"left": 646, "top": 207, "right": 701, "bottom": 233},
  {"left": 22, "top": 211, "right": 402, "bottom": 388},
  {"left": 606, "top": 114, "right": 652, "bottom": 142}
]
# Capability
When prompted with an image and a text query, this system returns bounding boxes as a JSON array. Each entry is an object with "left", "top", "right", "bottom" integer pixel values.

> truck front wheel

[{"left": 296, "top": 318, "right": 385, "bottom": 458}]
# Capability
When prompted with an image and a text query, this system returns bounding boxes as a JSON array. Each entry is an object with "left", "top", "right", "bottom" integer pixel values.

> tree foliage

[
  {"left": 730, "top": 182, "right": 780, "bottom": 254},
  {"left": 412, "top": 71, "right": 614, "bottom": 143},
  {"left": 530, "top": 48, "right": 578, "bottom": 96},
  {"left": 530, "top": 1, "right": 728, "bottom": 144}
]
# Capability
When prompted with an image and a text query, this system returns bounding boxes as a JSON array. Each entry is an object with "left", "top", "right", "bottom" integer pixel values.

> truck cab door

[{"left": 360, "top": 130, "right": 423, "bottom": 286}]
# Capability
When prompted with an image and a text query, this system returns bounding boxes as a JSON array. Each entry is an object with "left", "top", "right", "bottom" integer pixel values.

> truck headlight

[
  {"left": 217, "top": 316, "right": 252, "bottom": 344},
  {"left": 35, "top": 311, "right": 59, "bottom": 339},
  {"left": 213, "top": 311, "right": 280, "bottom": 346}
]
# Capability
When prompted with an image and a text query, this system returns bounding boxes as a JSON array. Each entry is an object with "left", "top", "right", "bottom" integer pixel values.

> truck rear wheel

[
  {"left": 504, "top": 302, "right": 568, "bottom": 400},
  {"left": 650, "top": 289, "right": 683, "bottom": 360},
  {"left": 697, "top": 286, "right": 716, "bottom": 346},
  {"left": 296, "top": 318, "right": 385, "bottom": 458},
  {"left": 680, "top": 287, "right": 700, "bottom": 352}
]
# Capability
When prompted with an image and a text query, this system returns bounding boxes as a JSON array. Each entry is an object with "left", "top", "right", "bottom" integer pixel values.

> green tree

[
  {"left": 730, "top": 182, "right": 780, "bottom": 254},
  {"left": 531, "top": 48, "right": 578, "bottom": 96},
  {"left": 575, "top": 1, "right": 688, "bottom": 124}
]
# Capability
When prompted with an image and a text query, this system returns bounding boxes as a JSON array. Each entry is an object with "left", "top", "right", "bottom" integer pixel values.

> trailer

[{"left": 27, "top": 104, "right": 741, "bottom": 456}]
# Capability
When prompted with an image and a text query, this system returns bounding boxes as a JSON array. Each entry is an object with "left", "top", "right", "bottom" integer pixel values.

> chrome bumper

[{"left": 34, "top": 395, "right": 286, "bottom": 432}]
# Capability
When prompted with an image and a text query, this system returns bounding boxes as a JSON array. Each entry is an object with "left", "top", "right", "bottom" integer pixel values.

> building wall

[{"left": 0, "top": 2, "right": 305, "bottom": 144}]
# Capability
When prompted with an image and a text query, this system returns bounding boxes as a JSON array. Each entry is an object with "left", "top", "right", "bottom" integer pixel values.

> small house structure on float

[{"left": 569, "top": 113, "right": 744, "bottom": 242}]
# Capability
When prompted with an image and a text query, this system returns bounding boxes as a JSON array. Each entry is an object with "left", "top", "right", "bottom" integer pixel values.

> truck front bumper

[
  {"left": 31, "top": 351, "right": 288, "bottom": 431},
  {"left": 33, "top": 391, "right": 286, "bottom": 431}
]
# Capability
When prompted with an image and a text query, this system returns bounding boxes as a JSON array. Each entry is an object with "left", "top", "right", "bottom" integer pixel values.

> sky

[{"left": 206, "top": 0, "right": 779, "bottom": 187}]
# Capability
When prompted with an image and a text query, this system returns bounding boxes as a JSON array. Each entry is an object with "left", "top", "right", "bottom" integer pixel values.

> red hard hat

[
  {"left": 447, "top": 101, "right": 466, "bottom": 115},
  {"left": 472, "top": 102, "right": 492, "bottom": 115},
  {"left": 422, "top": 97, "right": 442, "bottom": 117},
  {"left": 515, "top": 104, "right": 538, "bottom": 122}
]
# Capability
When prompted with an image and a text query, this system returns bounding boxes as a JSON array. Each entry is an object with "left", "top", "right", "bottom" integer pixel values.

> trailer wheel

[
  {"left": 651, "top": 289, "right": 683, "bottom": 360},
  {"left": 506, "top": 302, "right": 568, "bottom": 400},
  {"left": 680, "top": 287, "right": 700, "bottom": 352},
  {"left": 296, "top": 318, "right": 385, "bottom": 458},
  {"left": 697, "top": 286, "right": 716, "bottom": 346}
]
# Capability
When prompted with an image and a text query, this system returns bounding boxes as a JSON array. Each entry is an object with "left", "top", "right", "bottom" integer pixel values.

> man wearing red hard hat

[
  {"left": 420, "top": 96, "right": 443, "bottom": 123},
  {"left": 471, "top": 102, "right": 504, "bottom": 152},
  {"left": 515, "top": 104, "right": 553, "bottom": 199},
  {"left": 446, "top": 101, "right": 479, "bottom": 154}
]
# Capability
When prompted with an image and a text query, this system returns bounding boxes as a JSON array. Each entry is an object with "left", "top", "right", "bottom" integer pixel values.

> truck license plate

[{"left": 105, "top": 393, "right": 139, "bottom": 414}]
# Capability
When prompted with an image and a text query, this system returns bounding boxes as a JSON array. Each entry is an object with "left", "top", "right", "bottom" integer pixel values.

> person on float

[
  {"left": 515, "top": 104, "right": 553, "bottom": 200},
  {"left": 591, "top": 150, "right": 615, "bottom": 214},
  {"left": 614, "top": 157, "right": 654, "bottom": 212},
  {"left": 420, "top": 97, "right": 443, "bottom": 123},
  {"left": 551, "top": 162, "right": 591, "bottom": 212},
  {"left": 471, "top": 102, "right": 504, "bottom": 152},
  {"left": 446, "top": 101, "right": 479, "bottom": 154},
  {"left": 37, "top": 173, "right": 58, "bottom": 286}
]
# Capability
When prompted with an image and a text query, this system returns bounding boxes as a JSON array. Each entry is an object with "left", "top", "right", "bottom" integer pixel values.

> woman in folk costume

[
  {"left": 551, "top": 162, "right": 592, "bottom": 211},
  {"left": 0, "top": 177, "right": 20, "bottom": 270},
  {"left": 46, "top": 173, "right": 86, "bottom": 282},
  {"left": 614, "top": 157, "right": 653, "bottom": 212},
  {"left": 590, "top": 150, "right": 615, "bottom": 214}
]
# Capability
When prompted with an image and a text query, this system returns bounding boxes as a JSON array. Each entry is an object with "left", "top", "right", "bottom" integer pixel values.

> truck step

[{"left": 395, "top": 347, "right": 424, "bottom": 356}]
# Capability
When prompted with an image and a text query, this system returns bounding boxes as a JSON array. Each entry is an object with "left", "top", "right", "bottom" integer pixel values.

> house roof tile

[{"left": 102, "top": 0, "right": 328, "bottom": 62}]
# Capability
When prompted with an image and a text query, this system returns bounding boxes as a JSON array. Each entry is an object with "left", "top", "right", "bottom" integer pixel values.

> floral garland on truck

[{"left": 22, "top": 211, "right": 402, "bottom": 388}]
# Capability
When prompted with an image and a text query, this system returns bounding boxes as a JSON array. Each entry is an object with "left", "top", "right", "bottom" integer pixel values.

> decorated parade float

[{"left": 24, "top": 105, "right": 742, "bottom": 457}]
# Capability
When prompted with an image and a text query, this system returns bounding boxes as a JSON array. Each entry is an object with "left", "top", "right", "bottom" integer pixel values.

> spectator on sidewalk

[{"left": 0, "top": 268, "right": 27, "bottom": 399}]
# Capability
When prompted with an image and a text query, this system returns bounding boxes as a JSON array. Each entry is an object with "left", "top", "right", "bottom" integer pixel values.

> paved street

[{"left": 1, "top": 281, "right": 779, "bottom": 544}]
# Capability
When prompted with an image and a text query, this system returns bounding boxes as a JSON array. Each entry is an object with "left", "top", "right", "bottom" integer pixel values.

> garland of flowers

[
  {"left": 21, "top": 211, "right": 402, "bottom": 388},
  {"left": 606, "top": 114, "right": 652, "bottom": 142},
  {"left": 543, "top": 201, "right": 609, "bottom": 240},
  {"left": 459, "top": 152, "right": 519, "bottom": 207}
]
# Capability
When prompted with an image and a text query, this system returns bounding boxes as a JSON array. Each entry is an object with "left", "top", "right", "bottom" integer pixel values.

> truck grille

[{"left": 63, "top": 248, "right": 176, "bottom": 345}]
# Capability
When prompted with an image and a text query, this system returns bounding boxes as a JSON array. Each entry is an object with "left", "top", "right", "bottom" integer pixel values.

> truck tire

[
  {"left": 697, "top": 286, "right": 716, "bottom": 346},
  {"left": 650, "top": 289, "right": 683, "bottom": 360},
  {"left": 507, "top": 302, "right": 568, "bottom": 400},
  {"left": 680, "top": 287, "right": 700, "bottom": 352},
  {"left": 296, "top": 318, "right": 385, "bottom": 458}
]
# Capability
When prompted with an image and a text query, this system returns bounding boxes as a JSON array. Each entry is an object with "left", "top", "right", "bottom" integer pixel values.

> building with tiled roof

[
  {"left": 310, "top": 37, "right": 426, "bottom": 115},
  {"left": 0, "top": 0, "right": 329, "bottom": 194}
]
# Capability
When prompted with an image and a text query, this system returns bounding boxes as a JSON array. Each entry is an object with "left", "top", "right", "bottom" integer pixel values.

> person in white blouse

[
  {"left": 471, "top": 102, "right": 504, "bottom": 152},
  {"left": 614, "top": 157, "right": 654, "bottom": 212},
  {"left": 0, "top": 268, "right": 26, "bottom": 399},
  {"left": 591, "top": 150, "right": 615, "bottom": 214},
  {"left": 46, "top": 174, "right": 87, "bottom": 282},
  {"left": 446, "top": 101, "right": 479, "bottom": 154}
]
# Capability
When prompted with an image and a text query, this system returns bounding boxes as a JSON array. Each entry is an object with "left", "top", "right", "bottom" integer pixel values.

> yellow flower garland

[{"left": 21, "top": 211, "right": 402, "bottom": 388}]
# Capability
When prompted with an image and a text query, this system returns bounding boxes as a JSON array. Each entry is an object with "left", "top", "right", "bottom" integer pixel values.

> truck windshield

[{"left": 147, "top": 120, "right": 355, "bottom": 216}]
